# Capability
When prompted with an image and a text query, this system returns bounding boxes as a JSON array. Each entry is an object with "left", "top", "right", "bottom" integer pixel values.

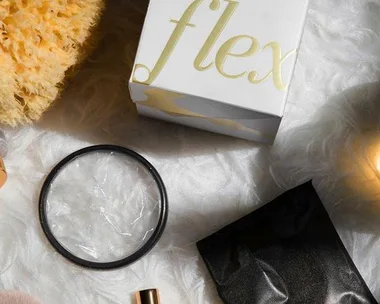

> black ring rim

[{"left": 39, "top": 145, "right": 168, "bottom": 270}]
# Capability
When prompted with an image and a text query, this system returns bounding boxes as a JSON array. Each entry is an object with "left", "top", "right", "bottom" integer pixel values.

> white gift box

[{"left": 129, "top": 0, "right": 309, "bottom": 144}]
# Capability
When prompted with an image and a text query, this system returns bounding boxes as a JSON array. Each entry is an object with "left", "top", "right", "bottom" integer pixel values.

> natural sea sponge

[{"left": 0, "top": 0, "right": 104, "bottom": 126}]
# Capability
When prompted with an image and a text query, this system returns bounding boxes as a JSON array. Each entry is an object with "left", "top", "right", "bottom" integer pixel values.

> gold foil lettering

[
  {"left": 132, "top": 0, "right": 297, "bottom": 92},
  {"left": 248, "top": 42, "right": 296, "bottom": 91},
  {"left": 209, "top": 0, "right": 221, "bottom": 10},
  {"left": 132, "top": 0, "right": 203, "bottom": 85},
  {"left": 194, "top": 0, "right": 239, "bottom": 71},
  {"left": 216, "top": 35, "right": 259, "bottom": 78}
]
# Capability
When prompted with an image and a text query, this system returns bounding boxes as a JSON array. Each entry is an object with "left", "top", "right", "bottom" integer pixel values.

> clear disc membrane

[{"left": 40, "top": 146, "right": 167, "bottom": 269}]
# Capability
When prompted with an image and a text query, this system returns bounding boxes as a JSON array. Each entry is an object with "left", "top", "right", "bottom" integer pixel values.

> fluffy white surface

[{"left": 1, "top": 0, "right": 380, "bottom": 303}]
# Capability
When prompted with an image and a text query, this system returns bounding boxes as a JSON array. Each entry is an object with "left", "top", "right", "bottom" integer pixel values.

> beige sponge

[{"left": 0, "top": 0, "right": 104, "bottom": 126}]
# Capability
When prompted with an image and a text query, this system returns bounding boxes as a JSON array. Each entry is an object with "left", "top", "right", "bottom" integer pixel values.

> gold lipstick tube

[{"left": 136, "top": 289, "right": 160, "bottom": 304}]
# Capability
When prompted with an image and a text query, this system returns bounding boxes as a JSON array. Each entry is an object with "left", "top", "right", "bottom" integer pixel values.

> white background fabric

[{"left": 1, "top": 0, "right": 380, "bottom": 303}]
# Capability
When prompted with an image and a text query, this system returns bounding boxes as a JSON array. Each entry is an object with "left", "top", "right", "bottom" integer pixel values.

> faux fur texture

[
  {"left": 0, "top": 0, "right": 104, "bottom": 126},
  {"left": 1, "top": 0, "right": 380, "bottom": 303}
]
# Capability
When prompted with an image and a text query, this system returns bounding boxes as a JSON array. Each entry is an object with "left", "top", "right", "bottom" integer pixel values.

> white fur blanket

[{"left": 1, "top": 0, "right": 380, "bottom": 303}]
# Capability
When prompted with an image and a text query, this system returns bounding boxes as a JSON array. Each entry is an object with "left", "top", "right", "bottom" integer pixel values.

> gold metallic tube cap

[
  {"left": 136, "top": 289, "right": 160, "bottom": 304},
  {"left": 0, "top": 157, "right": 6, "bottom": 189}
]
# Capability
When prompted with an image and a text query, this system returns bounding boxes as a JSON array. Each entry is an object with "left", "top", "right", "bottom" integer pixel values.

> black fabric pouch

[{"left": 197, "top": 181, "right": 377, "bottom": 304}]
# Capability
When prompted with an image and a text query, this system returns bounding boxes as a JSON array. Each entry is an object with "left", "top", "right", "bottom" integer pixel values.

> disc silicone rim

[{"left": 39, "top": 145, "right": 168, "bottom": 270}]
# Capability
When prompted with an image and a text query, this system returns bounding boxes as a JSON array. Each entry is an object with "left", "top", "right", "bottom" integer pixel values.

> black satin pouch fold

[{"left": 197, "top": 181, "right": 377, "bottom": 304}]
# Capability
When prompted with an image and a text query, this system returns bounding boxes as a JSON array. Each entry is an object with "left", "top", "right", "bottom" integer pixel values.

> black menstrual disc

[{"left": 39, "top": 145, "right": 168, "bottom": 270}]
